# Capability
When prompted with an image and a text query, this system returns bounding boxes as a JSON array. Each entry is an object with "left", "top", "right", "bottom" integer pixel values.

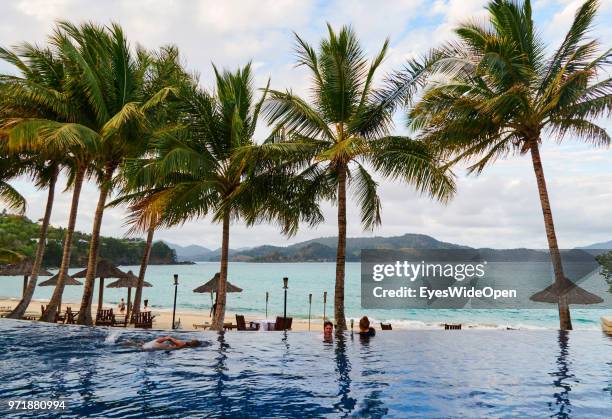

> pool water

[{"left": 0, "top": 319, "right": 610, "bottom": 418}]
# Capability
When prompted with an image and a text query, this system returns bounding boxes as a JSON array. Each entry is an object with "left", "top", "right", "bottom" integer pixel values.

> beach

[{"left": 0, "top": 298, "right": 325, "bottom": 331}]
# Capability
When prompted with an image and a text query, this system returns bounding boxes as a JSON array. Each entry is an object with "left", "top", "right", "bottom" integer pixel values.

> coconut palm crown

[
  {"left": 263, "top": 24, "right": 455, "bottom": 330},
  {"left": 122, "top": 63, "right": 323, "bottom": 330},
  {"left": 385, "top": 0, "right": 611, "bottom": 329}
]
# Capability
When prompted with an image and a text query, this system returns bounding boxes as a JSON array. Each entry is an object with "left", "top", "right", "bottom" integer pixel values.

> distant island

[
  {"left": 165, "top": 234, "right": 612, "bottom": 263},
  {"left": 166, "top": 234, "right": 471, "bottom": 262},
  {"left": 0, "top": 213, "right": 186, "bottom": 267}
]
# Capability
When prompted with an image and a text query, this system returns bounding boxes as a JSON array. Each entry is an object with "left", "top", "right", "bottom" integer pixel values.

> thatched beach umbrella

[
  {"left": 0, "top": 259, "right": 52, "bottom": 297},
  {"left": 530, "top": 278, "right": 603, "bottom": 305},
  {"left": 193, "top": 272, "right": 242, "bottom": 314},
  {"left": 39, "top": 273, "right": 82, "bottom": 314},
  {"left": 106, "top": 270, "right": 152, "bottom": 320},
  {"left": 193, "top": 272, "right": 243, "bottom": 294},
  {"left": 73, "top": 259, "right": 128, "bottom": 310}
]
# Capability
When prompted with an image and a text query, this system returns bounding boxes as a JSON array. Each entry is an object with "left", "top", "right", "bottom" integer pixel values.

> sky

[{"left": 1, "top": 0, "right": 611, "bottom": 250}]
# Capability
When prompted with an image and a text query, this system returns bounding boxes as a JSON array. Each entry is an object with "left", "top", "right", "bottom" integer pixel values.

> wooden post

[
  {"left": 323, "top": 291, "right": 327, "bottom": 322},
  {"left": 265, "top": 291, "right": 269, "bottom": 318},
  {"left": 98, "top": 277, "right": 105, "bottom": 310},
  {"left": 308, "top": 293, "right": 312, "bottom": 331},
  {"left": 126, "top": 286, "right": 132, "bottom": 322}
]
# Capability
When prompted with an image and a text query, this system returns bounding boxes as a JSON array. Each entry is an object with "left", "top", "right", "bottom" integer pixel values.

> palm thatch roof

[
  {"left": 193, "top": 272, "right": 243, "bottom": 293},
  {"left": 0, "top": 259, "right": 52, "bottom": 276},
  {"left": 39, "top": 273, "right": 82, "bottom": 286},
  {"left": 72, "top": 259, "right": 128, "bottom": 279},
  {"left": 106, "top": 270, "right": 151, "bottom": 288},
  {"left": 530, "top": 278, "right": 603, "bottom": 305}
]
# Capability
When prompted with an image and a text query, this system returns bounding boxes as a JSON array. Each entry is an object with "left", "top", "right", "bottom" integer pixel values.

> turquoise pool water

[
  {"left": 0, "top": 262, "right": 608, "bottom": 329},
  {"left": 0, "top": 320, "right": 610, "bottom": 417}
]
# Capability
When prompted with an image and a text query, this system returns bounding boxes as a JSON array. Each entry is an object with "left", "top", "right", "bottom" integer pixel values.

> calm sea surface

[{"left": 0, "top": 262, "right": 608, "bottom": 329}]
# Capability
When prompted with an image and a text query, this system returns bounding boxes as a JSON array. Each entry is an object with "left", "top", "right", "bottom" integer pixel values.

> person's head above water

[
  {"left": 323, "top": 321, "right": 333, "bottom": 334},
  {"left": 359, "top": 316, "right": 370, "bottom": 332},
  {"left": 185, "top": 340, "right": 201, "bottom": 348}
]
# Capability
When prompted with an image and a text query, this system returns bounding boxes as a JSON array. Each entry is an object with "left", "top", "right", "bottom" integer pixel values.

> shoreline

[{"left": 2, "top": 297, "right": 601, "bottom": 331}]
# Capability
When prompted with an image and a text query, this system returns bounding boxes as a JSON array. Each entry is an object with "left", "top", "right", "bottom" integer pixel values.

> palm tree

[
  {"left": 387, "top": 0, "right": 610, "bottom": 330},
  {"left": 126, "top": 64, "right": 322, "bottom": 330},
  {"left": 1, "top": 25, "right": 102, "bottom": 322},
  {"left": 3, "top": 159, "right": 58, "bottom": 319},
  {"left": 0, "top": 156, "right": 26, "bottom": 214},
  {"left": 63, "top": 24, "right": 180, "bottom": 325},
  {"left": 107, "top": 47, "right": 193, "bottom": 319},
  {"left": 0, "top": 43, "right": 83, "bottom": 319},
  {"left": 108, "top": 189, "right": 163, "bottom": 318},
  {"left": 264, "top": 25, "right": 455, "bottom": 330}
]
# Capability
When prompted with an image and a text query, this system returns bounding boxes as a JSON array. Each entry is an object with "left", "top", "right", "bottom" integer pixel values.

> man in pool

[
  {"left": 142, "top": 336, "right": 202, "bottom": 351},
  {"left": 358, "top": 316, "right": 376, "bottom": 337},
  {"left": 323, "top": 321, "right": 334, "bottom": 340}
]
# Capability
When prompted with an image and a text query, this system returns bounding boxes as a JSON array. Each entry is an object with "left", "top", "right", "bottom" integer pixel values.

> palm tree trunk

[
  {"left": 7, "top": 168, "right": 57, "bottom": 319},
  {"left": 212, "top": 212, "right": 230, "bottom": 331},
  {"left": 529, "top": 140, "right": 572, "bottom": 330},
  {"left": 334, "top": 164, "right": 348, "bottom": 331},
  {"left": 40, "top": 166, "right": 86, "bottom": 322},
  {"left": 77, "top": 163, "right": 115, "bottom": 325},
  {"left": 131, "top": 224, "right": 155, "bottom": 318}
]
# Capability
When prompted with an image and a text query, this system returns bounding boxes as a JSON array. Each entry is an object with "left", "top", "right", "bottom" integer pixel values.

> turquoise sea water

[{"left": 0, "top": 262, "right": 608, "bottom": 329}]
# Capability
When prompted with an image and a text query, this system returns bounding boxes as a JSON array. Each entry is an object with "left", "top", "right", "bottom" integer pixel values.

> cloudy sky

[{"left": 2, "top": 0, "right": 611, "bottom": 250}]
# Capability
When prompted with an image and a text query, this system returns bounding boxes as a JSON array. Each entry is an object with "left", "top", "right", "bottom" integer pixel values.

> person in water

[
  {"left": 323, "top": 321, "right": 334, "bottom": 340},
  {"left": 358, "top": 316, "right": 376, "bottom": 337},
  {"left": 142, "top": 336, "right": 202, "bottom": 350}
]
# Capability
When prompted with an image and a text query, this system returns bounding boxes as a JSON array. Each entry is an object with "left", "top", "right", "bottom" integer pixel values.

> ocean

[{"left": 1, "top": 262, "right": 608, "bottom": 330}]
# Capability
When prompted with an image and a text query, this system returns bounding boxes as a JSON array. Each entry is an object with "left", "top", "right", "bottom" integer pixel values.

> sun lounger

[
  {"left": 95, "top": 308, "right": 115, "bottom": 326},
  {"left": 64, "top": 307, "right": 78, "bottom": 324},
  {"left": 132, "top": 311, "right": 155, "bottom": 329},
  {"left": 274, "top": 316, "right": 292, "bottom": 331},
  {"left": 223, "top": 322, "right": 237, "bottom": 331},
  {"left": 380, "top": 323, "right": 392, "bottom": 330},
  {"left": 236, "top": 314, "right": 260, "bottom": 331},
  {"left": 41, "top": 304, "right": 63, "bottom": 323},
  {"left": 193, "top": 323, "right": 211, "bottom": 330},
  {"left": 444, "top": 323, "right": 462, "bottom": 330}
]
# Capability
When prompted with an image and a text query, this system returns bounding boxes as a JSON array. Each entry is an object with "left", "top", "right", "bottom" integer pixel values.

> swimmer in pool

[{"left": 142, "top": 336, "right": 202, "bottom": 350}]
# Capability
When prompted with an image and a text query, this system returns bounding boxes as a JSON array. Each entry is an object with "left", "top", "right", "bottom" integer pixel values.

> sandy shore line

[
  {"left": 2, "top": 297, "right": 580, "bottom": 331},
  {"left": 0, "top": 298, "right": 325, "bottom": 331}
]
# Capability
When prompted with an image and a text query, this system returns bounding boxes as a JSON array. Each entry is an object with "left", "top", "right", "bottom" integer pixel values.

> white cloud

[{"left": 1, "top": 0, "right": 610, "bottom": 249}]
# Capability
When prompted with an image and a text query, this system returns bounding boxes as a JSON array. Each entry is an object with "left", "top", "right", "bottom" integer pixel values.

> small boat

[{"left": 601, "top": 317, "right": 612, "bottom": 333}]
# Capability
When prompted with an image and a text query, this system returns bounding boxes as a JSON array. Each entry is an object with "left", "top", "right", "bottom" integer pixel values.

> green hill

[
  {"left": 212, "top": 233, "right": 469, "bottom": 262},
  {"left": 0, "top": 212, "right": 178, "bottom": 268}
]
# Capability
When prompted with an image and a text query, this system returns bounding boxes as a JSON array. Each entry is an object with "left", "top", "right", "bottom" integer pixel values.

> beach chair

[
  {"left": 111, "top": 313, "right": 128, "bottom": 328},
  {"left": 236, "top": 314, "right": 259, "bottom": 331},
  {"left": 95, "top": 308, "right": 115, "bottom": 326},
  {"left": 63, "top": 307, "right": 78, "bottom": 324},
  {"left": 380, "top": 323, "right": 392, "bottom": 330},
  {"left": 132, "top": 311, "right": 154, "bottom": 329},
  {"left": 444, "top": 323, "right": 462, "bottom": 330},
  {"left": 274, "top": 316, "right": 292, "bottom": 331},
  {"left": 193, "top": 323, "right": 211, "bottom": 330},
  {"left": 41, "top": 304, "right": 62, "bottom": 322},
  {"left": 223, "top": 322, "right": 237, "bottom": 331}
]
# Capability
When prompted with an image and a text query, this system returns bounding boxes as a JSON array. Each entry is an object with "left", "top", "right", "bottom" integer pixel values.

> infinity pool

[{"left": 0, "top": 319, "right": 610, "bottom": 418}]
